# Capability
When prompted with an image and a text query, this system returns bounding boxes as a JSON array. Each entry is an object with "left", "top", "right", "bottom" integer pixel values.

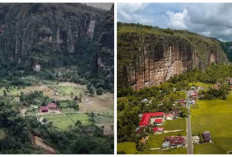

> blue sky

[{"left": 117, "top": 3, "right": 232, "bottom": 41}]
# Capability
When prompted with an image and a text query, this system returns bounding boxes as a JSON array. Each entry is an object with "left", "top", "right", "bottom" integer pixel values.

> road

[{"left": 186, "top": 92, "right": 194, "bottom": 154}]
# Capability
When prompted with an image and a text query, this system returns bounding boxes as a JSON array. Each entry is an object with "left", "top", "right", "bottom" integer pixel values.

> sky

[
  {"left": 86, "top": 3, "right": 112, "bottom": 10},
  {"left": 117, "top": 3, "right": 232, "bottom": 41}
]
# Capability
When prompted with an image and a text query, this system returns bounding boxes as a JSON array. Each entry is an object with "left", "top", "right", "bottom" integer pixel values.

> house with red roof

[
  {"left": 162, "top": 136, "right": 186, "bottom": 148},
  {"left": 153, "top": 127, "right": 164, "bottom": 134},
  {"left": 47, "top": 103, "right": 58, "bottom": 110},
  {"left": 40, "top": 106, "right": 48, "bottom": 112},
  {"left": 155, "top": 118, "right": 163, "bottom": 125},
  {"left": 166, "top": 113, "right": 174, "bottom": 120},
  {"left": 139, "top": 112, "right": 165, "bottom": 127}
]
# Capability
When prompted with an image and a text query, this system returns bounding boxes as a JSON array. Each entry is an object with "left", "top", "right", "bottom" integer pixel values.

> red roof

[
  {"left": 153, "top": 127, "right": 164, "bottom": 132},
  {"left": 40, "top": 106, "right": 48, "bottom": 112},
  {"left": 47, "top": 103, "right": 58, "bottom": 109},
  {"left": 139, "top": 112, "right": 165, "bottom": 126},
  {"left": 155, "top": 118, "right": 163, "bottom": 123}
]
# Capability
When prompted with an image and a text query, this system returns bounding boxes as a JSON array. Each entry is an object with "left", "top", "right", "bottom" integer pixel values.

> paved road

[{"left": 186, "top": 93, "right": 194, "bottom": 154}]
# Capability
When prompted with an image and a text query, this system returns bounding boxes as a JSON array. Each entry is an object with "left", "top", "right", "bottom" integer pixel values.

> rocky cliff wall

[{"left": 118, "top": 23, "right": 229, "bottom": 90}]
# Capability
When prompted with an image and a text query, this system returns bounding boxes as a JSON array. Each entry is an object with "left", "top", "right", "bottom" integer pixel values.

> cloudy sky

[{"left": 117, "top": 3, "right": 232, "bottom": 41}]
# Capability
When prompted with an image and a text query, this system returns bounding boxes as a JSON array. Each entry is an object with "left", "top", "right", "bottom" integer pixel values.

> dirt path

[
  {"left": 163, "top": 129, "right": 183, "bottom": 133},
  {"left": 31, "top": 135, "right": 56, "bottom": 154}
]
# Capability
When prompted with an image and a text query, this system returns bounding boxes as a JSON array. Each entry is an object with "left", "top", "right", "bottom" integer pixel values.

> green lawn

[
  {"left": 189, "top": 82, "right": 213, "bottom": 89},
  {"left": 94, "top": 114, "right": 114, "bottom": 124},
  {"left": 191, "top": 91, "right": 232, "bottom": 154},
  {"left": 39, "top": 113, "right": 90, "bottom": 130},
  {"left": 117, "top": 142, "right": 138, "bottom": 154},
  {"left": 164, "top": 118, "right": 186, "bottom": 135},
  {"left": 47, "top": 82, "right": 86, "bottom": 97}
]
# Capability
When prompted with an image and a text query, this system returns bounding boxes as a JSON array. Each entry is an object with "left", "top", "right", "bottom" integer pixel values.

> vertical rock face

[{"left": 118, "top": 23, "right": 229, "bottom": 90}]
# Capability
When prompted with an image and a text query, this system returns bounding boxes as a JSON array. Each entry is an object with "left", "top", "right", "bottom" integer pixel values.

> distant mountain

[
  {"left": 0, "top": 3, "right": 114, "bottom": 91},
  {"left": 117, "top": 22, "right": 229, "bottom": 90}
]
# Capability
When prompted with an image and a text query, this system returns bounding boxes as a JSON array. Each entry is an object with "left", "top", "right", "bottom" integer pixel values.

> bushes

[{"left": 96, "top": 87, "right": 104, "bottom": 95}]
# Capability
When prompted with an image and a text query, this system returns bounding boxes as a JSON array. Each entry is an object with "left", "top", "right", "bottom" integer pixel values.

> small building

[
  {"left": 189, "top": 100, "right": 196, "bottom": 105},
  {"left": 166, "top": 113, "right": 174, "bottom": 120},
  {"left": 153, "top": 127, "right": 164, "bottom": 134},
  {"left": 203, "top": 131, "right": 211, "bottom": 143},
  {"left": 162, "top": 141, "right": 171, "bottom": 148},
  {"left": 47, "top": 103, "right": 58, "bottom": 110},
  {"left": 191, "top": 86, "right": 196, "bottom": 90},
  {"left": 179, "top": 99, "right": 185, "bottom": 104},
  {"left": 40, "top": 106, "right": 48, "bottom": 112},
  {"left": 192, "top": 136, "right": 200, "bottom": 144},
  {"left": 155, "top": 118, "right": 163, "bottom": 125}
]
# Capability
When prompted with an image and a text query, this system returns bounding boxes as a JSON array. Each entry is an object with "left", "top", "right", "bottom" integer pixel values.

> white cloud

[
  {"left": 166, "top": 9, "right": 188, "bottom": 30},
  {"left": 117, "top": 3, "right": 152, "bottom": 25}
]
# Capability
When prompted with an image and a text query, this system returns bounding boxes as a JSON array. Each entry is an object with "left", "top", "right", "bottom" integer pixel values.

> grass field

[
  {"left": 94, "top": 114, "right": 114, "bottom": 124},
  {"left": 191, "top": 91, "right": 232, "bottom": 154},
  {"left": 164, "top": 118, "right": 186, "bottom": 135},
  {"left": 38, "top": 113, "right": 91, "bottom": 130},
  {"left": 189, "top": 82, "right": 213, "bottom": 89},
  {"left": 117, "top": 142, "right": 138, "bottom": 154}
]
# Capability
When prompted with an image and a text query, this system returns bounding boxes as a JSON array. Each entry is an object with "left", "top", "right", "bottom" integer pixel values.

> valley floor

[{"left": 0, "top": 76, "right": 114, "bottom": 135}]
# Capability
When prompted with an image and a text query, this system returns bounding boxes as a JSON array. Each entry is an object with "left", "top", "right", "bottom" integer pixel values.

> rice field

[{"left": 191, "top": 91, "right": 232, "bottom": 154}]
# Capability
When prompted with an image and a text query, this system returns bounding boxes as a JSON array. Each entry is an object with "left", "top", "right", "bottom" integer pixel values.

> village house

[
  {"left": 165, "top": 113, "right": 174, "bottom": 120},
  {"left": 203, "top": 131, "right": 212, "bottom": 143},
  {"left": 139, "top": 112, "right": 165, "bottom": 127},
  {"left": 39, "top": 102, "right": 59, "bottom": 113},
  {"left": 47, "top": 102, "right": 58, "bottom": 110},
  {"left": 140, "top": 98, "right": 152, "bottom": 106},
  {"left": 154, "top": 118, "right": 164, "bottom": 125},
  {"left": 40, "top": 106, "right": 48, "bottom": 112},
  {"left": 153, "top": 127, "right": 164, "bottom": 134},
  {"left": 178, "top": 99, "right": 185, "bottom": 105},
  {"left": 192, "top": 136, "right": 200, "bottom": 144},
  {"left": 162, "top": 136, "right": 186, "bottom": 148}
]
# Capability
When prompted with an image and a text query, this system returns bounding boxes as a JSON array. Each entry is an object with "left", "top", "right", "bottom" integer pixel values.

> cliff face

[
  {"left": 0, "top": 4, "right": 114, "bottom": 90},
  {"left": 118, "top": 23, "right": 229, "bottom": 90}
]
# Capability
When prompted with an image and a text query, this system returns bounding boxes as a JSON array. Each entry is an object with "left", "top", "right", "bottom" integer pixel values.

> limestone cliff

[
  {"left": 118, "top": 23, "right": 229, "bottom": 90},
  {"left": 0, "top": 4, "right": 114, "bottom": 90}
]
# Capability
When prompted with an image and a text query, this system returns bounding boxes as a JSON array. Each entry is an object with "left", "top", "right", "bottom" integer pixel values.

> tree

[
  {"left": 88, "top": 86, "right": 94, "bottom": 96},
  {"left": 96, "top": 87, "right": 104, "bottom": 95},
  {"left": 180, "top": 107, "right": 188, "bottom": 118}
]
